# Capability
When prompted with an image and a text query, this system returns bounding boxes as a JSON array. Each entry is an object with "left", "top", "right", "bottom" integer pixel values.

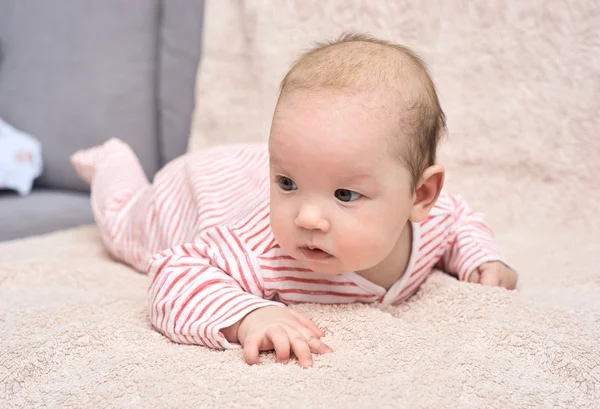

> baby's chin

[
  {"left": 295, "top": 254, "right": 352, "bottom": 275},
  {"left": 302, "top": 263, "right": 345, "bottom": 275}
]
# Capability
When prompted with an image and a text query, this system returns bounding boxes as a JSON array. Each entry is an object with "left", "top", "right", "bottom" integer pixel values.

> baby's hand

[
  {"left": 235, "top": 306, "right": 333, "bottom": 368},
  {"left": 468, "top": 261, "right": 518, "bottom": 290}
]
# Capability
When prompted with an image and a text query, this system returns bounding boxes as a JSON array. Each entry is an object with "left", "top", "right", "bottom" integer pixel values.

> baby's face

[{"left": 269, "top": 90, "right": 415, "bottom": 275}]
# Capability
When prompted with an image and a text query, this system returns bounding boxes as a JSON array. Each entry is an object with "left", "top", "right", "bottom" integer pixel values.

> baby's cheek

[
  {"left": 336, "top": 228, "right": 385, "bottom": 260},
  {"left": 270, "top": 206, "right": 293, "bottom": 245}
]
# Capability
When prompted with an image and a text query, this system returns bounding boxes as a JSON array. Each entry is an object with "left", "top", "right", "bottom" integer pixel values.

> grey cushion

[
  {"left": 159, "top": 0, "right": 205, "bottom": 165},
  {"left": 0, "top": 189, "right": 93, "bottom": 242},
  {"left": 0, "top": 0, "right": 205, "bottom": 242},
  {"left": 0, "top": 0, "right": 161, "bottom": 191}
]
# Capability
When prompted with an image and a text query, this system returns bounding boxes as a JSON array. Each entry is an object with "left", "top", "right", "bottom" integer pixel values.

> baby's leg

[{"left": 71, "top": 139, "right": 155, "bottom": 273}]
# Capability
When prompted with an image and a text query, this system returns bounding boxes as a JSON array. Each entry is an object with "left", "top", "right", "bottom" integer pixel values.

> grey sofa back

[{"left": 0, "top": 0, "right": 204, "bottom": 192}]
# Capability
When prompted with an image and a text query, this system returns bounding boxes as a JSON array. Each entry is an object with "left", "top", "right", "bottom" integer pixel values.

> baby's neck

[{"left": 356, "top": 222, "right": 413, "bottom": 290}]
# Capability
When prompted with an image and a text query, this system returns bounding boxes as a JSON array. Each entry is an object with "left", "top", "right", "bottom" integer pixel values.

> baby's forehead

[
  {"left": 271, "top": 88, "right": 410, "bottom": 156},
  {"left": 270, "top": 123, "right": 393, "bottom": 172},
  {"left": 275, "top": 87, "right": 404, "bottom": 120}
]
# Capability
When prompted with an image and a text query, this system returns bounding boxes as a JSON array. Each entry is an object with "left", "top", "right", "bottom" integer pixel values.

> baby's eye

[
  {"left": 277, "top": 176, "right": 297, "bottom": 191},
  {"left": 334, "top": 189, "right": 362, "bottom": 202}
]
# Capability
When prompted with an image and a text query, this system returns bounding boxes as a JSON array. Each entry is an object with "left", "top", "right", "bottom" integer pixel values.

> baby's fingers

[
  {"left": 310, "top": 337, "right": 334, "bottom": 355},
  {"left": 287, "top": 330, "right": 314, "bottom": 368},
  {"left": 266, "top": 326, "right": 292, "bottom": 364},
  {"left": 242, "top": 335, "right": 263, "bottom": 365},
  {"left": 288, "top": 309, "right": 325, "bottom": 338},
  {"left": 480, "top": 268, "right": 501, "bottom": 287},
  {"left": 468, "top": 269, "right": 481, "bottom": 283},
  {"left": 501, "top": 269, "right": 518, "bottom": 290},
  {"left": 298, "top": 327, "right": 334, "bottom": 355}
]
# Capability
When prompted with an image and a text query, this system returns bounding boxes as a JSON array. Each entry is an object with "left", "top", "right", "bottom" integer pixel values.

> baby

[{"left": 72, "top": 33, "right": 518, "bottom": 368}]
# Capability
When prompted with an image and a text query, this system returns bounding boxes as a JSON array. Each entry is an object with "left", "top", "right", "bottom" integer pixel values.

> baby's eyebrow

[
  {"left": 269, "top": 154, "right": 290, "bottom": 171},
  {"left": 269, "top": 155, "right": 281, "bottom": 166},
  {"left": 339, "top": 172, "right": 376, "bottom": 185}
]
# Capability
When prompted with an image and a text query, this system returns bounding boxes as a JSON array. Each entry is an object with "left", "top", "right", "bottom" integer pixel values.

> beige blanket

[{"left": 2, "top": 0, "right": 599, "bottom": 408}]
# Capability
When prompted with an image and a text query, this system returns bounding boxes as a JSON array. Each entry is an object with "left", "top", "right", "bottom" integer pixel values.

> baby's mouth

[{"left": 299, "top": 245, "right": 332, "bottom": 261}]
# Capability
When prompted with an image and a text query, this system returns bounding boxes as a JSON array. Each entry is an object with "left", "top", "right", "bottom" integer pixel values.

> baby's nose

[{"left": 295, "top": 204, "right": 330, "bottom": 232}]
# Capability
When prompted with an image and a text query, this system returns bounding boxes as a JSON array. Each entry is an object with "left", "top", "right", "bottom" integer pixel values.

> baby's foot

[{"left": 70, "top": 138, "right": 131, "bottom": 184}]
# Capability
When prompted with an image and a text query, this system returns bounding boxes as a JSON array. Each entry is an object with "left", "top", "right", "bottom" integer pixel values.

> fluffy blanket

[{"left": 2, "top": 0, "right": 599, "bottom": 407}]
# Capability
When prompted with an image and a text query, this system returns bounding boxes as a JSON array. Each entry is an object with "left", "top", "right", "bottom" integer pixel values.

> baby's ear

[{"left": 409, "top": 165, "right": 444, "bottom": 222}]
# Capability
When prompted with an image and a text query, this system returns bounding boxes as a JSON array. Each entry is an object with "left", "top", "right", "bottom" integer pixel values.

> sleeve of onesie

[
  {"left": 437, "top": 193, "right": 507, "bottom": 281},
  {"left": 146, "top": 226, "right": 284, "bottom": 349}
]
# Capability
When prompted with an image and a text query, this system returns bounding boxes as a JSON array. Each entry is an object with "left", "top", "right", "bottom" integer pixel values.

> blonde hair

[{"left": 277, "top": 32, "right": 446, "bottom": 189}]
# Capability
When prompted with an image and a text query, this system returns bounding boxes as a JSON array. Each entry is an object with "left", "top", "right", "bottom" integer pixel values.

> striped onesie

[{"left": 72, "top": 139, "right": 504, "bottom": 350}]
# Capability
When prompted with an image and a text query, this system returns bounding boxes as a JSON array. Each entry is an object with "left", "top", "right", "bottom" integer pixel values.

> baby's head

[{"left": 269, "top": 33, "right": 446, "bottom": 276}]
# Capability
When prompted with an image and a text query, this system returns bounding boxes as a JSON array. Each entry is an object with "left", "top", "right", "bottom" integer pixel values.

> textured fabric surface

[
  {"left": 0, "top": 226, "right": 598, "bottom": 408},
  {"left": 0, "top": 189, "right": 92, "bottom": 242},
  {"left": 0, "top": 0, "right": 161, "bottom": 191},
  {"left": 1, "top": 0, "right": 599, "bottom": 408}
]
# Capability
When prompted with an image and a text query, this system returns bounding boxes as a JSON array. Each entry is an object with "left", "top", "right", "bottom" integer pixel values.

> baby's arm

[
  {"left": 146, "top": 237, "right": 282, "bottom": 349},
  {"left": 437, "top": 193, "right": 517, "bottom": 287},
  {"left": 146, "top": 228, "right": 332, "bottom": 366}
]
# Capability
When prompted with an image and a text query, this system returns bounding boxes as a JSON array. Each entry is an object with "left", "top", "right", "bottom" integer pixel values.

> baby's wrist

[
  {"left": 234, "top": 310, "right": 259, "bottom": 344},
  {"left": 221, "top": 320, "right": 242, "bottom": 344}
]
